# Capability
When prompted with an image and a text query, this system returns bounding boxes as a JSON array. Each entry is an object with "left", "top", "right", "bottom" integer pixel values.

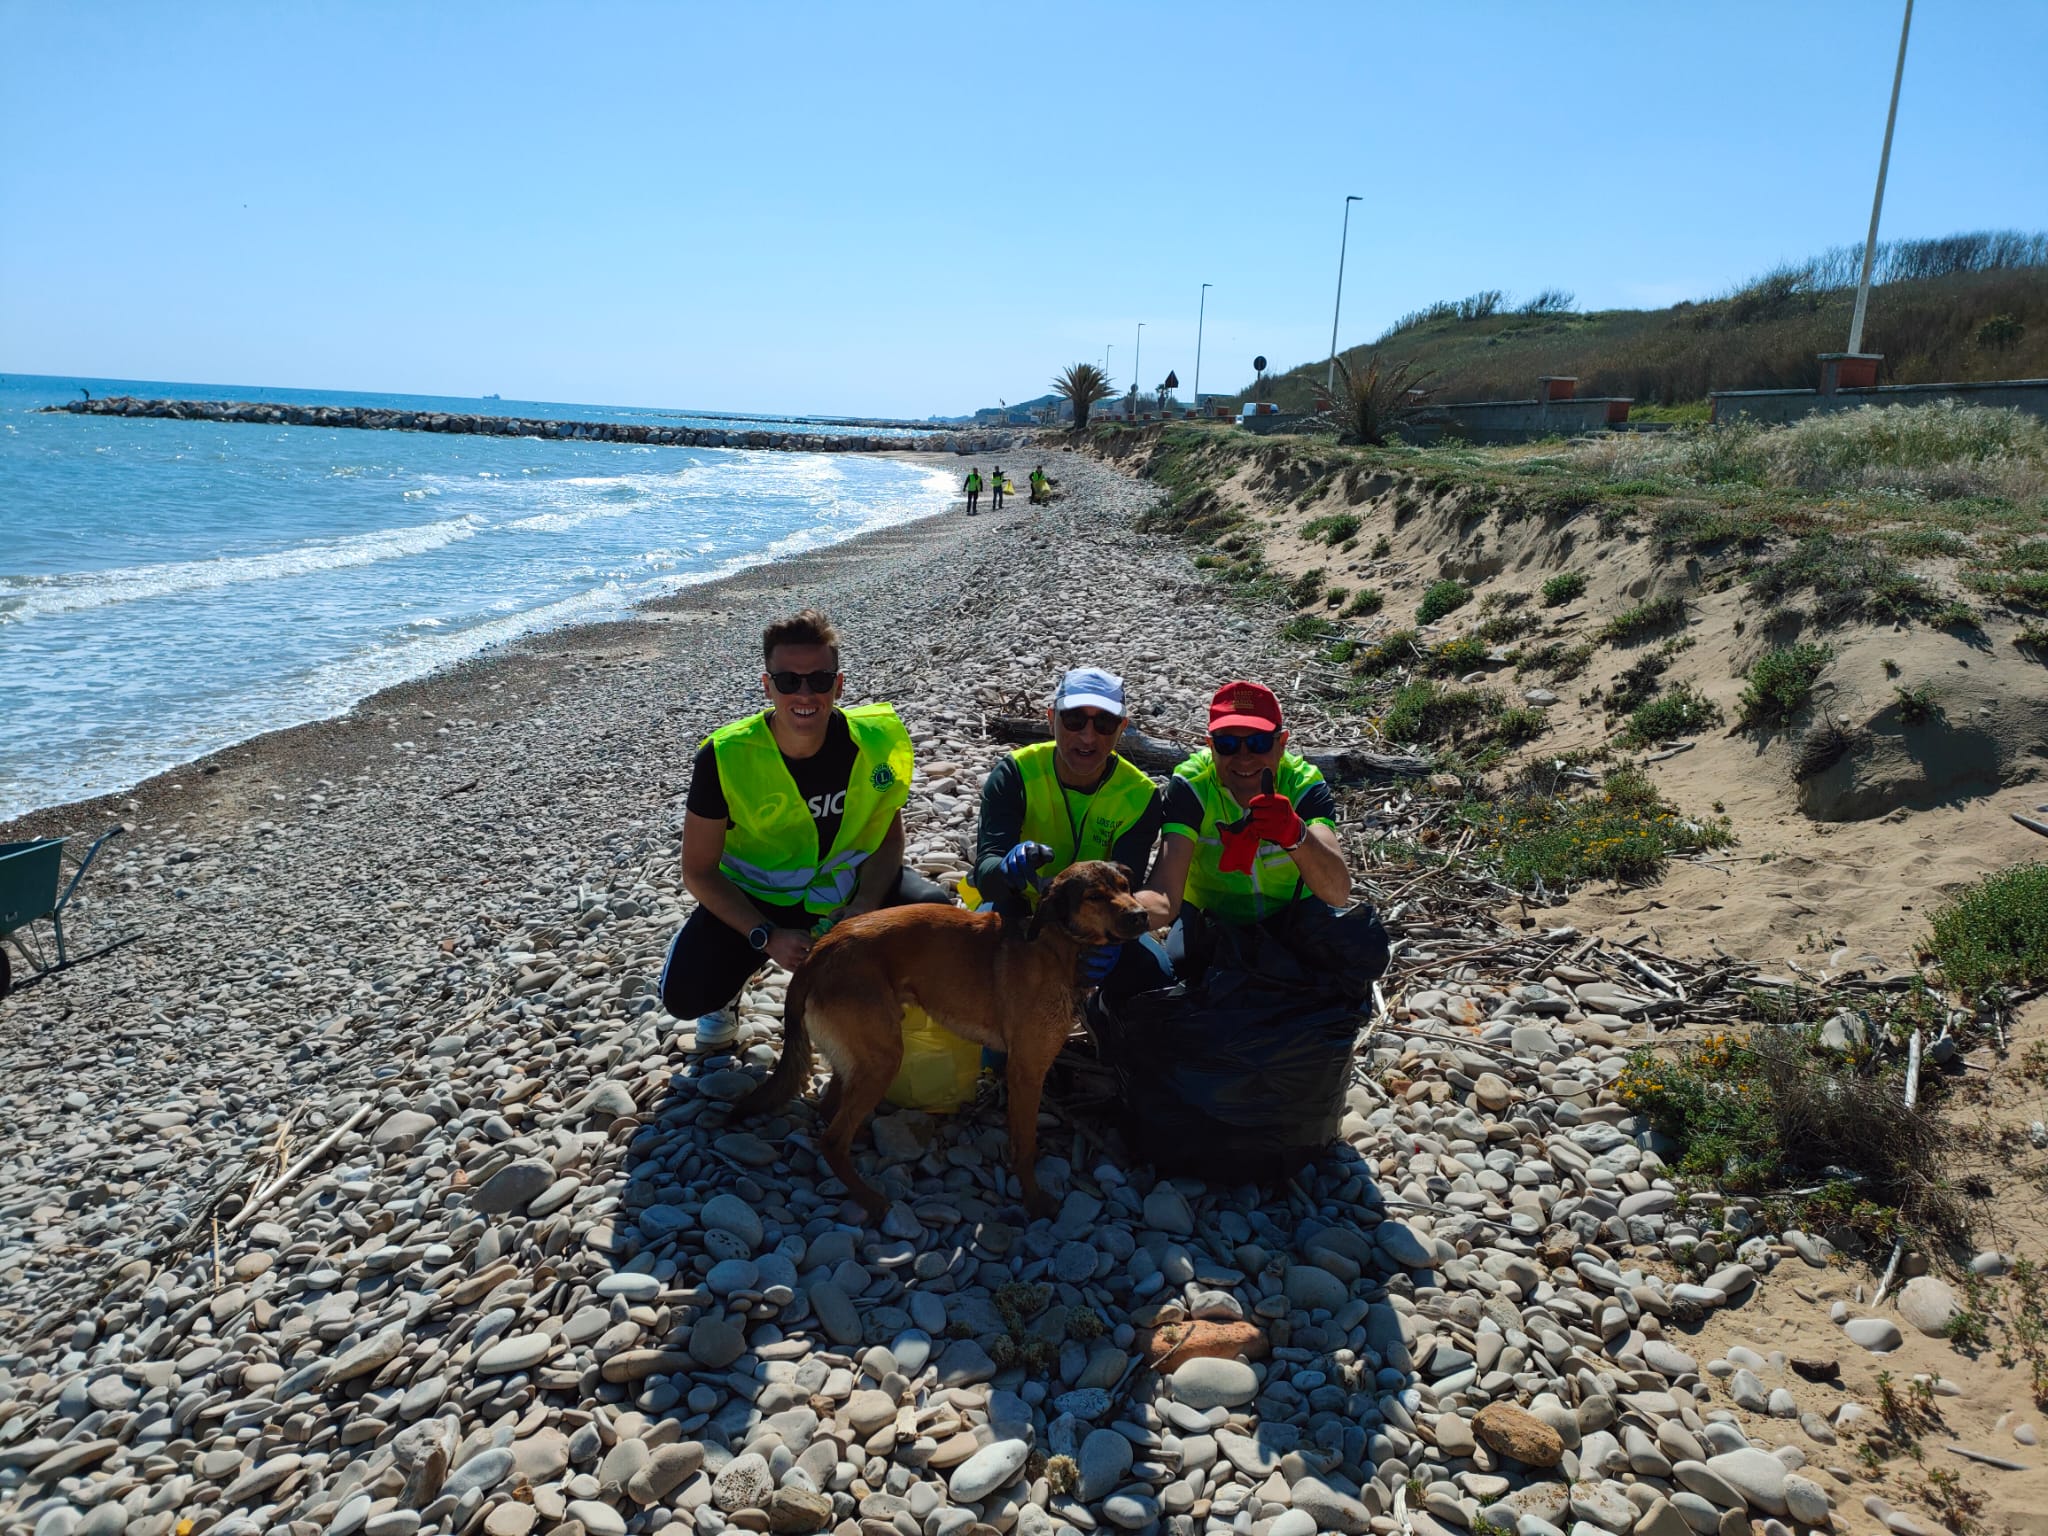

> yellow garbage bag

[{"left": 885, "top": 1004, "right": 985, "bottom": 1112}]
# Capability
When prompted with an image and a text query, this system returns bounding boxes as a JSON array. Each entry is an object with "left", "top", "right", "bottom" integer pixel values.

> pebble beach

[{"left": 0, "top": 446, "right": 1939, "bottom": 1536}]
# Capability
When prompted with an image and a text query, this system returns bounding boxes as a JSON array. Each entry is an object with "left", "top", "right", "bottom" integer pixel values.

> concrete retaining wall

[
  {"left": 45, "top": 397, "right": 1020, "bottom": 456},
  {"left": 1711, "top": 377, "right": 2048, "bottom": 425}
]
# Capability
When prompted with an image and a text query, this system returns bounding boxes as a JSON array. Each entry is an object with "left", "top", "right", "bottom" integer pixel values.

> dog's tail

[{"left": 735, "top": 963, "right": 813, "bottom": 1119}]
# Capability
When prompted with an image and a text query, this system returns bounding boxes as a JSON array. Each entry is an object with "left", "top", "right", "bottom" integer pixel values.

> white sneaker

[{"left": 693, "top": 1004, "right": 740, "bottom": 1052}]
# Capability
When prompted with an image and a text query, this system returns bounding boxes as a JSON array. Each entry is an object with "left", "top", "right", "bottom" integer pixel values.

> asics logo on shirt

[{"left": 806, "top": 789, "right": 848, "bottom": 819}]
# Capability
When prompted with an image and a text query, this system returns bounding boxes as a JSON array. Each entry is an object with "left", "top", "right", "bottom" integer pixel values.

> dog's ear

[{"left": 1027, "top": 875, "right": 1082, "bottom": 940}]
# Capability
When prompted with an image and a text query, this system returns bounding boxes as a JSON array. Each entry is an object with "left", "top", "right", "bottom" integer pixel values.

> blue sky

[{"left": 3, "top": 1, "right": 2042, "bottom": 418}]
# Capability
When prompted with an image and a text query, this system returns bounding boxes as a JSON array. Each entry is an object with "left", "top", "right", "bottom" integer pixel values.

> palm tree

[
  {"left": 1315, "top": 353, "right": 1432, "bottom": 446},
  {"left": 1051, "top": 363, "right": 1115, "bottom": 433}
]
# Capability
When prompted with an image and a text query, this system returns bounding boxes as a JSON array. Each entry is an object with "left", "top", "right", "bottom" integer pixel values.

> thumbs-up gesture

[{"left": 1242, "top": 768, "right": 1306, "bottom": 852}]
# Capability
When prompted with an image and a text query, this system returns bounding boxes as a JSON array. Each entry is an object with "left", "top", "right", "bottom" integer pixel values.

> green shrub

[
  {"left": 1343, "top": 588, "right": 1385, "bottom": 618},
  {"left": 1738, "top": 644, "right": 1832, "bottom": 729},
  {"left": 1600, "top": 593, "right": 1687, "bottom": 643},
  {"left": 1426, "top": 635, "right": 1490, "bottom": 675},
  {"left": 1287, "top": 567, "right": 1327, "bottom": 607},
  {"left": 1495, "top": 706, "right": 1548, "bottom": 744},
  {"left": 1279, "top": 613, "right": 1331, "bottom": 642},
  {"left": 1460, "top": 765, "right": 1730, "bottom": 886},
  {"left": 1303, "top": 512, "right": 1363, "bottom": 545},
  {"left": 1542, "top": 571, "right": 1588, "bottom": 606},
  {"left": 1355, "top": 629, "right": 1419, "bottom": 676},
  {"left": 1885, "top": 528, "right": 1971, "bottom": 559},
  {"left": 1323, "top": 638, "right": 1358, "bottom": 665},
  {"left": 2018, "top": 623, "right": 2048, "bottom": 656},
  {"left": 1381, "top": 681, "right": 1498, "bottom": 743},
  {"left": 1750, "top": 534, "right": 1935, "bottom": 623},
  {"left": 1964, "top": 569, "right": 2048, "bottom": 609},
  {"left": 1893, "top": 682, "right": 1942, "bottom": 724},
  {"left": 1926, "top": 863, "right": 2048, "bottom": 999},
  {"left": 1621, "top": 685, "right": 1723, "bottom": 746},
  {"left": 1370, "top": 534, "right": 1392, "bottom": 558},
  {"left": 1477, "top": 612, "right": 1539, "bottom": 644},
  {"left": 1615, "top": 1027, "right": 1949, "bottom": 1219},
  {"left": 1417, "top": 578, "right": 1473, "bottom": 624},
  {"left": 1325, "top": 584, "right": 1350, "bottom": 608}
]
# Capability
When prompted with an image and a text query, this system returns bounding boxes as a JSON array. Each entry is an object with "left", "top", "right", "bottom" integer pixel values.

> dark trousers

[
  {"left": 966, "top": 491, "right": 980, "bottom": 514},
  {"left": 659, "top": 866, "right": 950, "bottom": 1019},
  {"left": 991, "top": 486, "right": 1004, "bottom": 509}
]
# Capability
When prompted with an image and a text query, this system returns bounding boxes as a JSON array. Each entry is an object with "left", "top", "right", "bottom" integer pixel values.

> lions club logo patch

[{"left": 870, "top": 764, "right": 896, "bottom": 790}]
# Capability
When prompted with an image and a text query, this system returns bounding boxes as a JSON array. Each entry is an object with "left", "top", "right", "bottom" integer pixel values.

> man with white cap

[{"left": 973, "top": 666, "right": 1168, "bottom": 985}]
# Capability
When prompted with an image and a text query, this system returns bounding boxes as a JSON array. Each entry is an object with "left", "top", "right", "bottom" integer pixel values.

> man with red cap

[{"left": 1143, "top": 679, "right": 1353, "bottom": 972}]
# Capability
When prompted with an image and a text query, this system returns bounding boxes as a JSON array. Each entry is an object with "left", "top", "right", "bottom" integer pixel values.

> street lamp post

[
  {"left": 1194, "top": 283, "right": 1211, "bottom": 412},
  {"left": 1847, "top": 0, "right": 1914, "bottom": 356},
  {"left": 1328, "top": 194, "right": 1362, "bottom": 394},
  {"left": 1133, "top": 323, "right": 1144, "bottom": 418}
]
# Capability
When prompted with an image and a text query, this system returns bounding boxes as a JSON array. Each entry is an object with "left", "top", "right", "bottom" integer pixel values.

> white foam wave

[{"left": 0, "top": 513, "right": 488, "bottom": 626}]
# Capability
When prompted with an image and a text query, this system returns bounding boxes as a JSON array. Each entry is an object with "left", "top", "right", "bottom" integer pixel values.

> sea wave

[{"left": 0, "top": 513, "right": 488, "bottom": 626}]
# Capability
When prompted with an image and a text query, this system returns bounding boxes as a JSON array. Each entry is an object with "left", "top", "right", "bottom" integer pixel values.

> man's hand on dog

[
  {"left": 764, "top": 928, "right": 813, "bottom": 970},
  {"left": 1000, "top": 840, "right": 1056, "bottom": 891}
]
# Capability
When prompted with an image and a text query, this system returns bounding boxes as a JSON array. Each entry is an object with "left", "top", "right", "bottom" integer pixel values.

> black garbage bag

[{"left": 1093, "top": 901, "right": 1389, "bottom": 1183}]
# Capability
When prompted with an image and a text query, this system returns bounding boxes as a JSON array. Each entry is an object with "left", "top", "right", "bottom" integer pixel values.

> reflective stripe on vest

[
  {"left": 1174, "top": 749, "right": 1324, "bottom": 924},
  {"left": 708, "top": 702, "right": 913, "bottom": 917},
  {"left": 1012, "top": 742, "right": 1158, "bottom": 907}
]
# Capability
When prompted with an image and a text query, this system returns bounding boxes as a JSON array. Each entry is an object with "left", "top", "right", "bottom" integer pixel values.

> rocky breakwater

[
  {"left": 46, "top": 398, "right": 1021, "bottom": 457},
  {"left": 0, "top": 449, "right": 1954, "bottom": 1536}
]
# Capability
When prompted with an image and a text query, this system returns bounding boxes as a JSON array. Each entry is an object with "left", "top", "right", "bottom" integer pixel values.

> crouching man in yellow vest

[
  {"left": 1144, "top": 679, "right": 1354, "bottom": 978},
  {"left": 972, "top": 667, "right": 1169, "bottom": 993},
  {"left": 661, "top": 608, "right": 948, "bottom": 1052}
]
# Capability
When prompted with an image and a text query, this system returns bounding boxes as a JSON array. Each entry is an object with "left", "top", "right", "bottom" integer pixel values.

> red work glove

[
  {"left": 1218, "top": 819, "right": 1262, "bottom": 875},
  {"left": 1217, "top": 770, "right": 1304, "bottom": 871},
  {"left": 1243, "top": 792, "right": 1304, "bottom": 851}
]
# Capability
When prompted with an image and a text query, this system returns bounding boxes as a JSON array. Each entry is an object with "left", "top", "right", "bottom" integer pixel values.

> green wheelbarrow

[{"left": 0, "top": 827, "right": 140, "bottom": 1001}]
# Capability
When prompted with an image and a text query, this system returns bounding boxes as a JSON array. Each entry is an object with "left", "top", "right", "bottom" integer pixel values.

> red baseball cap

[{"left": 1208, "top": 680, "right": 1285, "bottom": 734}]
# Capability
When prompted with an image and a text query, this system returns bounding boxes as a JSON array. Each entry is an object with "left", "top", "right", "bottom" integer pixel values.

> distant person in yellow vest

[
  {"left": 973, "top": 667, "right": 1167, "bottom": 990},
  {"left": 1028, "top": 466, "right": 1050, "bottom": 505},
  {"left": 963, "top": 467, "right": 983, "bottom": 515},
  {"left": 990, "top": 465, "right": 1006, "bottom": 511},
  {"left": 662, "top": 608, "right": 948, "bottom": 1051},
  {"left": 1144, "top": 679, "right": 1352, "bottom": 978}
]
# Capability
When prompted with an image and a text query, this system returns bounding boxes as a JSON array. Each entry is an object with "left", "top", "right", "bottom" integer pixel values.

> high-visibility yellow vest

[
  {"left": 1012, "top": 741, "right": 1158, "bottom": 907},
  {"left": 1173, "top": 749, "right": 1324, "bottom": 924},
  {"left": 708, "top": 703, "right": 912, "bottom": 917}
]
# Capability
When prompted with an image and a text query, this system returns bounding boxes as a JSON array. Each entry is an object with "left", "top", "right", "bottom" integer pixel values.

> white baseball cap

[{"left": 1053, "top": 667, "right": 1126, "bottom": 716}]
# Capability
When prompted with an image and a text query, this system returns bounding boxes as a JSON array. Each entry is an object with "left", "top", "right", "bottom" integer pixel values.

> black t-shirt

[
  {"left": 1161, "top": 772, "right": 1338, "bottom": 839},
  {"left": 688, "top": 710, "right": 860, "bottom": 851}
]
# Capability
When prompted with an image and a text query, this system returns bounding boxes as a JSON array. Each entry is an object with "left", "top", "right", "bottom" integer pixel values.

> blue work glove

[
  {"left": 1079, "top": 943, "right": 1120, "bottom": 985},
  {"left": 1000, "top": 841, "right": 1056, "bottom": 892}
]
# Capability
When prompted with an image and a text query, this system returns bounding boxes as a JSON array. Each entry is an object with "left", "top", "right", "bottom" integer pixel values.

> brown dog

[{"left": 737, "top": 861, "right": 1149, "bottom": 1219}]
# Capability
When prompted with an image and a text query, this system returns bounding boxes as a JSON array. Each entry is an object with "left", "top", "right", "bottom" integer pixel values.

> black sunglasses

[
  {"left": 1211, "top": 730, "right": 1277, "bottom": 755},
  {"left": 769, "top": 669, "right": 839, "bottom": 695},
  {"left": 1058, "top": 708, "right": 1123, "bottom": 735}
]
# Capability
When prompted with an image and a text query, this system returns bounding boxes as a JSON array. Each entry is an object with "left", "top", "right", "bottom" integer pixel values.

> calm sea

[{"left": 0, "top": 374, "right": 958, "bottom": 821}]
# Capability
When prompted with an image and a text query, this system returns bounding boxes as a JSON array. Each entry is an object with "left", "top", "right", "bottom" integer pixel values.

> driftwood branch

[
  {"left": 984, "top": 715, "right": 1430, "bottom": 781},
  {"left": 2014, "top": 813, "right": 2048, "bottom": 840},
  {"left": 224, "top": 1102, "right": 373, "bottom": 1234}
]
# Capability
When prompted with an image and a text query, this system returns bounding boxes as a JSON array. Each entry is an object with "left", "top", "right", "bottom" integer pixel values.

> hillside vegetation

[
  {"left": 1244, "top": 231, "right": 2048, "bottom": 410},
  {"left": 1089, "top": 400, "right": 2048, "bottom": 967}
]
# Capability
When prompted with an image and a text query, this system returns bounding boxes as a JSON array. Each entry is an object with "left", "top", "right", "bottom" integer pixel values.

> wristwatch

[{"left": 748, "top": 923, "right": 772, "bottom": 952}]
